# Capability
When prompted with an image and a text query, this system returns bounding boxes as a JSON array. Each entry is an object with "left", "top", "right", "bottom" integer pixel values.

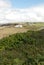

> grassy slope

[{"left": 0, "top": 29, "right": 44, "bottom": 65}]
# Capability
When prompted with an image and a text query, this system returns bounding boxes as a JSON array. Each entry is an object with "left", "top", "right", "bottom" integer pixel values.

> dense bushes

[{"left": 0, "top": 29, "right": 44, "bottom": 65}]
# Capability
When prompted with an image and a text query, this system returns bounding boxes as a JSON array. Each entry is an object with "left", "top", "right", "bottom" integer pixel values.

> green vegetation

[
  {"left": 24, "top": 22, "right": 44, "bottom": 31},
  {"left": 0, "top": 29, "right": 44, "bottom": 65}
]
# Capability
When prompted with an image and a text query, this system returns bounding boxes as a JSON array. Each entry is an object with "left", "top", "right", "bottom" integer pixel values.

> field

[{"left": 0, "top": 22, "right": 44, "bottom": 39}]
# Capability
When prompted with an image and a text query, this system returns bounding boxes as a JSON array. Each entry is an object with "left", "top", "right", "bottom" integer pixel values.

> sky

[
  {"left": 11, "top": 0, "right": 44, "bottom": 8},
  {"left": 0, "top": 0, "right": 44, "bottom": 24}
]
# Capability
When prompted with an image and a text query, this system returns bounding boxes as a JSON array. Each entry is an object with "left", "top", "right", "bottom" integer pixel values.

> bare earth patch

[{"left": 0, "top": 26, "right": 28, "bottom": 39}]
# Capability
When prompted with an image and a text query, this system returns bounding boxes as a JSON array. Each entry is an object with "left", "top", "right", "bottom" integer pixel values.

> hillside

[
  {"left": 0, "top": 29, "right": 44, "bottom": 65},
  {"left": 0, "top": 22, "right": 44, "bottom": 39}
]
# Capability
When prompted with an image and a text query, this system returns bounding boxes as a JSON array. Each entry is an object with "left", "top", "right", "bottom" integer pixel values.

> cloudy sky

[{"left": 0, "top": 0, "right": 44, "bottom": 24}]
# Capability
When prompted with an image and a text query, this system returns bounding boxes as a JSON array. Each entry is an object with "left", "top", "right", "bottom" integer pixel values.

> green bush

[{"left": 0, "top": 29, "right": 44, "bottom": 65}]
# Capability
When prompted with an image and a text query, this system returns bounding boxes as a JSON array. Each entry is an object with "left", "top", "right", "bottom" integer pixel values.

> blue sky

[{"left": 11, "top": 0, "right": 44, "bottom": 8}]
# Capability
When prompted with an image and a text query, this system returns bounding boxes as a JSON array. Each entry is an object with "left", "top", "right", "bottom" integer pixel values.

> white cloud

[{"left": 0, "top": 0, "right": 44, "bottom": 24}]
